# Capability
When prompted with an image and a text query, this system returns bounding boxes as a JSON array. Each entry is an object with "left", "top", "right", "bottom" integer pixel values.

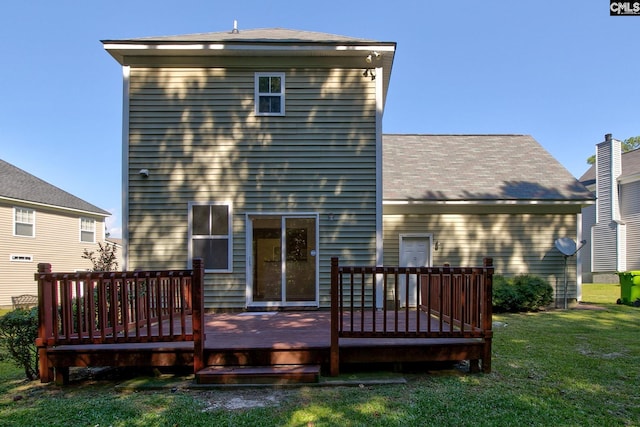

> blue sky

[{"left": 1, "top": 1, "right": 638, "bottom": 238}]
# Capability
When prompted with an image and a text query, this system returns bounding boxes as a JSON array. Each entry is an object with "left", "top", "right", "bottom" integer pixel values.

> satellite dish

[{"left": 555, "top": 237, "right": 577, "bottom": 256}]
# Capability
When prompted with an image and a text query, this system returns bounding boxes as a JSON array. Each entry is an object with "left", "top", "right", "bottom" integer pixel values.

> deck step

[{"left": 196, "top": 364, "right": 321, "bottom": 385}]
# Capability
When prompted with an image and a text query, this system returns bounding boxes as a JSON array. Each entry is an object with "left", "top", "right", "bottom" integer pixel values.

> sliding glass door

[{"left": 249, "top": 215, "right": 317, "bottom": 306}]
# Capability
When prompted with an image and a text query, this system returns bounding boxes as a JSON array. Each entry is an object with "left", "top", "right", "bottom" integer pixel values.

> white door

[{"left": 399, "top": 235, "right": 431, "bottom": 306}]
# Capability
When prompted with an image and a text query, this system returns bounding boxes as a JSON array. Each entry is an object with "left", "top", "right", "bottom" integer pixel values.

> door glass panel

[
  {"left": 285, "top": 218, "right": 316, "bottom": 302},
  {"left": 252, "top": 218, "right": 282, "bottom": 301}
]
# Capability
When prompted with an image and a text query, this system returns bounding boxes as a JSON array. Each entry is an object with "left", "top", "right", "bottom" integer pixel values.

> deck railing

[
  {"left": 35, "top": 264, "right": 198, "bottom": 347},
  {"left": 35, "top": 259, "right": 205, "bottom": 383},
  {"left": 330, "top": 257, "right": 494, "bottom": 375}
]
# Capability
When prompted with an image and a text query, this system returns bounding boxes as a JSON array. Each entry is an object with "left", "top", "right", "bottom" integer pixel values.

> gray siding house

[
  {"left": 104, "top": 28, "right": 396, "bottom": 309},
  {"left": 104, "top": 28, "right": 593, "bottom": 309},
  {"left": 580, "top": 134, "right": 640, "bottom": 282}
]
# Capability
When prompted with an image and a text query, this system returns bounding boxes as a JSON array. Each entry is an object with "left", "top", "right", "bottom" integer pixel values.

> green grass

[
  {"left": 581, "top": 283, "right": 622, "bottom": 304},
  {"left": 0, "top": 285, "right": 638, "bottom": 426}
]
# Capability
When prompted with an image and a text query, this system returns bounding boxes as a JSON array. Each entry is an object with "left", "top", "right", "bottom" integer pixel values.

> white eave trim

[
  {"left": 0, "top": 195, "right": 110, "bottom": 217},
  {"left": 103, "top": 42, "right": 396, "bottom": 52},
  {"left": 618, "top": 172, "right": 640, "bottom": 185},
  {"left": 383, "top": 199, "right": 595, "bottom": 206},
  {"left": 103, "top": 42, "right": 396, "bottom": 63}
]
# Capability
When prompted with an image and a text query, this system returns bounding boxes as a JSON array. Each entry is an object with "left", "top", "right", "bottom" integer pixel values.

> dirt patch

[{"left": 199, "top": 389, "right": 290, "bottom": 411}]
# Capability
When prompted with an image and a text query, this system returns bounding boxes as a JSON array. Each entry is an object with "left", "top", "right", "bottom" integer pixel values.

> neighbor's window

[
  {"left": 255, "top": 72, "right": 285, "bottom": 116},
  {"left": 190, "top": 202, "right": 232, "bottom": 272},
  {"left": 14, "top": 207, "right": 34, "bottom": 237},
  {"left": 80, "top": 218, "right": 96, "bottom": 243}
]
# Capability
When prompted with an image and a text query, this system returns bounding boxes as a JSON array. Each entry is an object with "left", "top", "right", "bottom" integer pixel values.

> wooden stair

[{"left": 196, "top": 364, "right": 321, "bottom": 385}]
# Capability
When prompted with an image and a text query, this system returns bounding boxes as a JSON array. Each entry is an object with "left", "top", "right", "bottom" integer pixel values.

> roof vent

[
  {"left": 605, "top": 133, "right": 612, "bottom": 142},
  {"left": 231, "top": 20, "right": 239, "bottom": 34}
]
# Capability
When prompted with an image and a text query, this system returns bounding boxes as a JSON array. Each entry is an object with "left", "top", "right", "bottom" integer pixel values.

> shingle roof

[
  {"left": 383, "top": 134, "right": 594, "bottom": 202},
  {"left": 580, "top": 147, "right": 640, "bottom": 185},
  {"left": 105, "top": 28, "right": 379, "bottom": 44},
  {"left": 0, "top": 159, "right": 110, "bottom": 215}
]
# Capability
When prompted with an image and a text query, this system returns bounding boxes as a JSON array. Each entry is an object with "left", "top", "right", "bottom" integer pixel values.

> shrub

[
  {"left": 0, "top": 307, "right": 39, "bottom": 380},
  {"left": 492, "top": 274, "right": 553, "bottom": 313},
  {"left": 492, "top": 275, "right": 521, "bottom": 313}
]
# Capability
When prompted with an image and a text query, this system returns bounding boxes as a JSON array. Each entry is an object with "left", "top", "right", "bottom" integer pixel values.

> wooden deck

[
  {"left": 42, "top": 310, "right": 487, "bottom": 384},
  {"left": 36, "top": 258, "right": 494, "bottom": 384}
]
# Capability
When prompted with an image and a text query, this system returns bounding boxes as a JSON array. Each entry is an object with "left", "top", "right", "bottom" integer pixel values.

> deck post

[
  {"left": 192, "top": 258, "right": 205, "bottom": 374},
  {"left": 482, "top": 257, "right": 494, "bottom": 373},
  {"left": 35, "top": 263, "right": 53, "bottom": 383},
  {"left": 330, "top": 257, "right": 340, "bottom": 376}
]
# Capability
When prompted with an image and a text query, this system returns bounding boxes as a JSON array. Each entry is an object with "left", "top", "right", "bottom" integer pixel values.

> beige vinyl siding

[
  {"left": 384, "top": 211, "right": 580, "bottom": 300},
  {"left": 621, "top": 180, "right": 640, "bottom": 270},
  {"left": 581, "top": 204, "right": 596, "bottom": 281},
  {"left": 126, "top": 67, "right": 377, "bottom": 309},
  {"left": 0, "top": 201, "right": 105, "bottom": 307}
]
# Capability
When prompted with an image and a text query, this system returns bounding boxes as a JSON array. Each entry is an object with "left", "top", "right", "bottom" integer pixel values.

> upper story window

[
  {"left": 14, "top": 207, "right": 34, "bottom": 237},
  {"left": 255, "top": 72, "right": 285, "bottom": 116},
  {"left": 189, "top": 202, "right": 233, "bottom": 272},
  {"left": 80, "top": 217, "right": 96, "bottom": 243}
]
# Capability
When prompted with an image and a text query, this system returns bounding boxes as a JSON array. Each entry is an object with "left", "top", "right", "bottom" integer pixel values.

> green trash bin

[{"left": 617, "top": 271, "right": 640, "bottom": 307}]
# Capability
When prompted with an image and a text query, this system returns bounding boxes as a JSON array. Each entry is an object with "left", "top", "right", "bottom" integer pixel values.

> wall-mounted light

[
  {"left": 139, "top": 169, "right": 149, "bottom": 178},
  {"left": 328, "top": 212, "right": 335, "bottom": 221},
  {"left": 434, "top": 241, "right": 440, "bottom": 251},
  {"left": 365, "top": 51, "right": 381, "bottom": 64}
]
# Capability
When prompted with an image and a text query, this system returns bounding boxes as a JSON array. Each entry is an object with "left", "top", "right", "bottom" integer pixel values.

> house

[
  {"left": 103, "top": 27, "right": 395, "bottom": 310},
  {"left": 103, "top": 27, "right": 593, "bottom": 310},
  {"left": 580, "top": 134, "right": 640, "bottom": 283},
  {"left": 0, "top": 159, "right": 111, "bottom": 308},
  {"left": 383, "top": 134, "right": 594, "bottom": 305}
]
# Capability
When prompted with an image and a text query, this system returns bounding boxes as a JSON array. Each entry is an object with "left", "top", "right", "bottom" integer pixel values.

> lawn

[{"left": 0, "top": 284, "right": 638, "bottom": 426}]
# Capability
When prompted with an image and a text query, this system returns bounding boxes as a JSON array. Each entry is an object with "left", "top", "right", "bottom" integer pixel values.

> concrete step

[{"left": 196, "top": 364, "right": 321, "bottom": 385}]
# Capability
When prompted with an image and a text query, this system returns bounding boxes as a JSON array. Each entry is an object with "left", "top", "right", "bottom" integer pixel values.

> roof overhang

[
  {"left": 383, "top": 199, "right": 595, "bottom": 215},
  {"left": 103, "top": 39, "right": 396, "bottom": 105},
  {"left": 0, "top": 196, "right": 111, "bottom": 218}
]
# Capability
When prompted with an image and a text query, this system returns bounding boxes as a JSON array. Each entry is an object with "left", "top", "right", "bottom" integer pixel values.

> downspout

[
  {"left": 576, "top": 212, "right": 583, "bottom": 302},
  {"left": 121, "top": 65, "right": 130, "bottom": 270},
  {"left": 375, "top": 65, "right": 384, "bottom": 309}
]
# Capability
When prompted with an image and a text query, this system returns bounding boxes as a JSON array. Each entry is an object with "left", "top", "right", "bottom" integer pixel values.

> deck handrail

[
  {"left": 35, "top": 259, "right": 205, "bottom": 381},
  {"left": 330, "top": 257, "right": 494, "bottom": 375},
  {"left": 36, "top": 266, "right": 195, "bottom": 346}
]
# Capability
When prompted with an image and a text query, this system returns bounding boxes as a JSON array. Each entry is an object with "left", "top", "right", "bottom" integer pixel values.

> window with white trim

[
  {"left": 80, "top": 217, "right": 96, "bottom": 243},
  {"left": 14, "top": 207, "right": 34, "bottom": 237},
  {"left": 255, "top": 72, "right": 285, "bottom": 116},
  {"left": 189, "top": 202, "right": 232, "bottom": 272}
]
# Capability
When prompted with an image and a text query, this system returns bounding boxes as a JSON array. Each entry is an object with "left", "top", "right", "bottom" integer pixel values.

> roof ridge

[{"left": 0, "top": 159, "right": 110, "bottom": 216}]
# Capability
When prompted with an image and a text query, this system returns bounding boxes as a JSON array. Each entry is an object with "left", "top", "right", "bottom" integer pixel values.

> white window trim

[
  {"left": 13, "top": 207, "right": 35, "bottom": 238},
  {"left": 188, "top": 201, "right": 233, "bottom": 273},
  {"left": 255, "top": 72, "right": 285, "bottom": 116},
  {"left": 10, "top": 254, "right": 33, "bottom": 262},
  {"left": 80, "top": 217, "right": 96, "bottom": 243}
]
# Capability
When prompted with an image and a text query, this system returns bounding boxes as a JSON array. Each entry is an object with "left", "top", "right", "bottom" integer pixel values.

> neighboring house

[
  {"left": 103, "top": 28, "right": 593, "bottom": 310},
  {"left": 383, "top": 134, "right": 594, "bottom": 304},
  {"left": 580, "top": 134, "right": 640, "bottom": 283},
  {"left": 0, "top": 159, "right": 111, "bottom": 308},
  {"left": 105, "top": 237, "right": 125, "bottom": 270}
]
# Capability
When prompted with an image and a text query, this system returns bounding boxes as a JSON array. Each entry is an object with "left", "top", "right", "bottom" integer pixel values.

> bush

[
  {"left": 492, "top": 274, "right": 553, "bottom": 313},
  {"left": 0, "top": 307, "right": 39, "bottom": 380}
]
